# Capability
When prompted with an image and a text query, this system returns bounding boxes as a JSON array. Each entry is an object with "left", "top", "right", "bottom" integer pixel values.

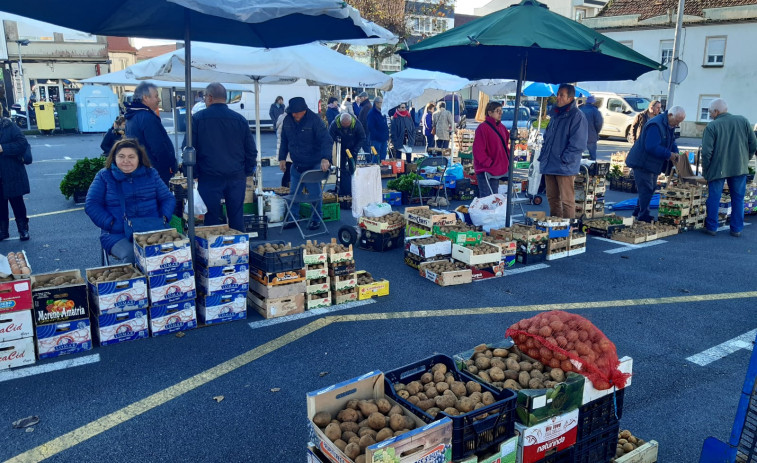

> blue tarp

[{"left": 609, "top": 194, "right": 660, "bottom": 210}]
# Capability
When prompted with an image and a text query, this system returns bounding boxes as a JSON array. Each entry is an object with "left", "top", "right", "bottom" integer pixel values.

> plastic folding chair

[
  {"left": 101, "top": 245, "right": 111, "bottom": 266},
  {"left": 280, "top": 169, "right": 330, "bottom": 239},
  {"left": 411, "top": 156, "right": 449, "bottom": 206}
]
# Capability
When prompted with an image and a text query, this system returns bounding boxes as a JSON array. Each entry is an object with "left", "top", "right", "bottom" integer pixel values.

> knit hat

[
  {"left": 287, "top": 97, "right": 308, "bottom": 113},
  {"left": 585, "top": 95, "right": 596, "bottom": 104},
  {"left": 358, "top": 91, "right": 369, "bottom": 98}
]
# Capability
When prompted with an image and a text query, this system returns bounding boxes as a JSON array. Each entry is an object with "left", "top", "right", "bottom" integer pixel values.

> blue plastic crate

[
  {"left": 384, "top": 354, "right": 516, "bottom": 461},
  {"left": 383, "top": 191, "right": 402, "bottom": 206},
  {"left": 573, "top": 423, "right": 619, "bottom": 463}
]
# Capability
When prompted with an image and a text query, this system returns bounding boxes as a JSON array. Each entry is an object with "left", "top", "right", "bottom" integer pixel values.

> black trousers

[
  {"left": 281, "top": 162, "right": 292, "bottom": 188},
  {"left": 0, "top": 181, "right": 27, "bottom": 223}
]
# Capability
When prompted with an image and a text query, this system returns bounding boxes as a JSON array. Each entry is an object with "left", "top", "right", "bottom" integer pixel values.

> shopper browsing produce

[{"left": 472, "top": 101, "right": 510, "bottom": 196}]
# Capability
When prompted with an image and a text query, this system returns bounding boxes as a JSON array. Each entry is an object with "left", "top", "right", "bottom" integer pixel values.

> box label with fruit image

[{"left": 31, "top": 270, "right": 89, "bottom": 325}]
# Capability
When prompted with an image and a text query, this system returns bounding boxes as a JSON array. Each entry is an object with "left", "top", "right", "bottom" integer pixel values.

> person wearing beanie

[
  {"left": 279, "top": 96, "right": 333, "bottom": 230},
  {"left": 326, "top": 96, "right": 340, "bottom": 127},
  {"left": 579, "top": 95, "right": 604, "bottom": 160}
]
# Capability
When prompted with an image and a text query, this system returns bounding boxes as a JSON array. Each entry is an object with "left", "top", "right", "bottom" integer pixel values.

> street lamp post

[{"left": 16, "top": 39, "right": 31, "bottom": 130}]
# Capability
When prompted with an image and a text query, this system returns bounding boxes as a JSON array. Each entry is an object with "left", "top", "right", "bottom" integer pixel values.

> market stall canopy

[
  {"left": 522, "top": 82, "right": 591, "bottom": 98},
  {"left": 125, "top": 42, "right": 393, "bottom": 91},
  {"left": 0, "top": 0, "right": 396, "bottom": 49},
  {"left": 81, "top": 67, "right": 254, "bottom": 91}
]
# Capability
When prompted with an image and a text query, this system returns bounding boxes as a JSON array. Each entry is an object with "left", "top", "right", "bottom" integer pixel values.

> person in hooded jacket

[
  {"left": 85, "top": 138, "right": 175, "bottom": 262},
  {"left": 538, "top": 84, "right": 588, "bottom": 218},
  {"left": 124, "top": 82, "right": 177, "bottom": 185},
  {"left": 0, "top": 117, "right": 31, "bottom": 241},
  {"left": 473, "top": 101, "right": 510, "bottom": 196},
  {"left": 390, "top": 103, "right": 416, "bottom": 163}
]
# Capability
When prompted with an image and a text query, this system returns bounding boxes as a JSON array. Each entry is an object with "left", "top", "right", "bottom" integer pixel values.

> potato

[
  {"left": 622, "top": 443, "right": 635, "bottom": 452},
  {"left": 489, "top": 367, "right": 505, "bottom": 382},
  {"left": 478, "top": 371, "right": 492, "bottom": 383},
  {"left": 482, "top": 391, "right": 495, "bottom": 405},
  {"left": 334, "top": 439, "right": 347, "bottom": 451},
  {"left": 528, "top": 378, "right": 544, "bottom": 389},
  {"left": 388, "top": 405, "right": 404, "bottom": 416},
  {"left": 434, "top": 394, "right": 456, "bottom": 410},
  {"left": 465, "top": 381, "right": 482, "bottom": 395},
  {"left": 359, "top": 434, "right": 376, "bottom": 451},
  {"left": 355, "top": 456, "right": 366, "bottom": 463},
  {"left": 376, "top": 398, "right": 392, "bottom": 414},
  {"left": 456, "top": 397, "right": 475, "bottom": 413},
  {"left": 505, "top": 358, "right": 521, "bottom": 371},
  {"left": 313, "top": 411, "right": 331, "bottom": 427},
  {"left": 503, "top": 379, "right": 521, "bottom": 390},
  {"left": 358, "top": 427, "right": 377, "bottom": 439},
  {"left": 337, "top": 408, "right": 359, "bottom": 423},
  {"left": 549, "top": 368, "right": 566, "bottom": 382},
  {"left": 519, "top": 361, "right": 533, "bottom": 372},
  {"left": 389, "top": 413, "right": 406, "bottom": 431},
  {"left": 420, "top": 372, "right": 433, "bottom": 384},
  {"left": 405, "top": 381, "right": 422, "bottom": 396},
  {"left": 358, "top": 400, "right": 378, "bottom": 416},
  {"left": 407, "top": 396, "right": 420, "bottom": 405},
  {"left": 503, "top": 370, "right": 519, "bottom": 380},
  {"left": 325, "top": 423, "right": 342, "bottom": 442},
  {"left": 492, "top": 348, "right": 509, "bottom": 357},
  {"left": 518, "top": 371, "right": 531, "bottom": 388},
  {"left": 619, "top": 430, "right": 632, "bottom": 439},
  {"left": 450, "top": 381, "right": 467, "bottom": 398},
  {"left": 432, "top": 370, "right": 446, "bottom": 383},
  {"left": 435, "top": 381, "right": 449, "bottom": 393},
  {"left": 367, "top": 412, "right": 386, "bottom": 431},
  {"left": 474, "top": 356, "right": 491, "bottom": 370},
  {"left": 427, "top": 407, "right": 441, "bottom": 418},
  {"left": 341, "top": 422, "right": 359, "bottom": 434},
  {"left": 530, "top": 370, "right": 545, "bottom": 381},
  {"left": 425, "top": 386, "right": 438, "bottom": 399},
  {"left": 397, "top": 390, "right": 410, "bottom": 399},
  {"left": 443, "top": 407, "right": 460, "bottom": 416},
  {"left": 417, "top": 399, "right": 435, "bottom": 411},
  {"left": 416, "top": 392, "right": 428, "bottom": 401},
  {"left": 490, "top": 358, "right": 506, "bottom": 370},
  {"left": 376, "top": 427, "right": 393, "bottom": 442},
  {"left": 344, "top": 442, "right": 361, "bottom": 460},
  {"left": 431, "top": 363, "right": 447, "bottom": 375},
  {"left": 467, "top": 365, "right": 479, "bottom": 375}
]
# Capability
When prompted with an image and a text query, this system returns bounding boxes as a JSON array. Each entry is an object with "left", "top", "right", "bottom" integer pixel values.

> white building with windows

[
  {"left": 473, "top": 0, "right": 607, "bottom": 21},
  {"left": 579, "top": 0, "right": 757, "bottom": 137}
]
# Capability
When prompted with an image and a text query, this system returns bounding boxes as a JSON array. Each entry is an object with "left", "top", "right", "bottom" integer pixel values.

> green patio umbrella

[{"left": 399, "top": 0, "right": 664, "bottom": 225}]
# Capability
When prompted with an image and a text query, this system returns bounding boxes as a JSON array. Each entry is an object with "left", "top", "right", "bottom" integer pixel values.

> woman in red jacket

[{"left": 472, "top": 101, "right": 510, "bottom": 196}]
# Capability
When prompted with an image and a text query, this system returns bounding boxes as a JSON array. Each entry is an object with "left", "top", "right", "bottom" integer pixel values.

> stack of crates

[
  {"left": 31, "top": 270, "right": 92, "bottom": 358},
  {"left": 0, "top": 275, "right": 34, "bottom": 369},
  {"left": 658, "top": 184, "right": 707, "bottom": 231},
  {"left": 540, "top": 218, "right": 572, "bottom": 261},
  {"left": 511, "top": 224, "right": 548, "bottom": 265},
  {"left": 574, "top": 175, "right": 606, "bottom": 219},
  {"left": 248, "top": 241, "right": 305, "bottom": 318},
  {"left": 745, "top": 183, "right": 757, "bottom": 215},
  {"left": 194, "top": 225, "right": 249, "bottom": 324},
  {"left": 326, "top": 240, "right": 357, "bottom": 305},
  {"left": 303, "top": 241, "right": 331, "bottom": 310},
  {"left": 87, "top": 263, "right": 150, "bottom": 346},
  {"left": 134, "top": 230, "right": 197, "bottom": 337}
]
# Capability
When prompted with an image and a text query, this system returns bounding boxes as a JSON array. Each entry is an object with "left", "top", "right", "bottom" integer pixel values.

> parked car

[
  {"left": 464, "top": 99, "right": 478, "bottom": 119},
  {"left": 500, "top": 107, "right": 534, "bottom": 132},
  {"left": 590, "top": 91, "right": 651, "bottom": 142},
  {"left": 438, "top": 94, "right": 467, "bottom": 128},
  {"left": 523, "top": 100, "right": 541, "bottom": 116}
]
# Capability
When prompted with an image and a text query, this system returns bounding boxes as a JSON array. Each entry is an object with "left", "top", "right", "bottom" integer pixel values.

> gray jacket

[{"left": 539, "top": 100, "right": 587, "bottom": 176}]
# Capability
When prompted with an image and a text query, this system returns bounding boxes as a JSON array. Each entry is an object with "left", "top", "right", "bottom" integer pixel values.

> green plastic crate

[
  {"left": 300, "top": 202, "right": 340, "bottom": 222},
  {"left": 169, "top": 215, "right": 184, "bottom": 234},
  {"left": 221, "top": 202, "right": 257, "bottom": 217}
]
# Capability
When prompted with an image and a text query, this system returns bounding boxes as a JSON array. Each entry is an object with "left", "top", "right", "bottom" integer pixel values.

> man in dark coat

[
  {"left": 390, "top": 103, "right": 416, "bottom": 163},
  {"left": 329, "top": 112, "right": 366, "bottom": 196},
  {"left": 538, "top": 84, "right": 587, "bottom": 218},
  {"left": 0, "top": 118, "right": 30, "bottom": 240},
  {"left": 279, "top": 97, "right": 333, "bottom": 230},
  {"left": 183, "top": 83, "right": 257, "bottom": 233},
  {"left": 631, "top": 100, "right": 661, "bottom": 143},
  {"left": 625, "top": 106, "right": 684, "bottom": 223},
  {"left": 269, "top": 96, "right": 285, "bottom": 126},
  {"left": 357, "top": 91, "right": 373, "bottom": 154},
  {"left": 579, "top": 96, "right": 604, "bottom": 160},
  {"left": 325, "top": 96, "right": 340, "bottom": 127},
  {"left": 125, "top": 82, "right": 177, "bottom": 185}
]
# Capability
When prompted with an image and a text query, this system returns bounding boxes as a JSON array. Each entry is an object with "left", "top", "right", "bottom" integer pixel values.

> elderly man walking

[
  {"left": 579, "top": 96, "right": 603, "bottom": 161},
  {"left": 539, "top": 84, "right": 587, "bottom": 218},
  {"left": 329, "top": 112, "right": 366, "bottom": 196},
  {"left": 701, "top": 99, "right": 757, "bottom": 237},
  {"left": 183, "top": 83, "right": 257, "bottom": 232},
  {"left": 125, "top": 82, "right": 177, "bottom": 185},
  {"left": 625, "top": 106, "right": 685, "bottom": 223},
  {"left": 631, "top": 100, "right": 662, "bottom": 143}
]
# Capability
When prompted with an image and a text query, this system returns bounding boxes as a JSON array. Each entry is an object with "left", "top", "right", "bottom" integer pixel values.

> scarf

[
  {"left": 393, "top": 109, "right": 410, "bottom": 119},
  {"left": 554, "top": 101, "right": 573, "bottom": 116}
]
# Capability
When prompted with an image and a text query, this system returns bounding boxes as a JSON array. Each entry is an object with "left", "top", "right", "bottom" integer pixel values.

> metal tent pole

[
  {"left": 170, "top": 86, "right": 179, "bottom": 166},
  {"left": 255, "top": 79, "right": 265, "bottom": 218},
  {"left": 182, "top": 11, "right": 197, "bottom": 244},
  {"left": 506, "top": 56, "right": 527, "bottom": 227}
]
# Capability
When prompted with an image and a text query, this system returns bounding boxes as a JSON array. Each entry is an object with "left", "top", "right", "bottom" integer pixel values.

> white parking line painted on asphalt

[
  {"left": 686, "top": 329, "right": 756, "bottom": 366},
  {"left": 604, "top": 240, "right": 666, "bottom": 254},
  {"left": 64, "top": 156, "right": 72, "bottom": 159},
  {"left": 0, "top": 354, "right": 100, "bottom": 383},
  {"left": 248, "top": 299, "right": 376, "bottom": 330},
  {"left": 43, "top": 173, "right": 66, "bottom": 176},
  {"left": 9, "top": 208, "right": 84, "bottom": 222},
  {"left": 503, "top": 263, "right": 550, "bottom": 275}
]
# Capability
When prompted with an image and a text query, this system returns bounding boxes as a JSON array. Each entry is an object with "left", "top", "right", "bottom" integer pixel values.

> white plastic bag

[
  {"left": 363, "top": 202, "right": 392, "bottom": 218},
  {"left": 351, "top": 165, "right": 382, "bottom": 219},
  {"left": 185, "top": 186, "right": 208, "bottom": 216},
  {"left": 469, "top": 194, "right": 508, "bottom": 232}
]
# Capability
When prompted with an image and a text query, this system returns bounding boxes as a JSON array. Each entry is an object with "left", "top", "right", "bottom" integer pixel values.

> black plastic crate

[
  {"left": 243, "top": 214, "right": 267, "bottom": 240},
  {"left": 577, "top": 389, "right": 624, "bottom": 440},
  {"left": 588, "top": 161, "right": 610, "bottom": 177},
  {"left": 384, "top": 354, "right": 517, "bottom": 461},
  {"left": 250, "top": 241, "right": 304, "bottom": 273},
  {"left": 538, "top": 446, "right": 575, "bottom": 463},
  {"left": 573, "top": 423, "right": 619, "bottom": 463},
  {"left": 358, "top": 228, "right": 404, "bottom": 252}
]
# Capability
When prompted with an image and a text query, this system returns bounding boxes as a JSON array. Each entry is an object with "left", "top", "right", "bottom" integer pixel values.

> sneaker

[
  {"left": 307, "top": 222, "right": 320, "bottom": 231},
  {"left": 282, "top": 222, "right": 296, "bottom": 230},
  {"left": 730, "top": 230, "right": 742, "bottom": 237},
  {"left": 702, "top": 228, "right": 717, "bottom": 236}
]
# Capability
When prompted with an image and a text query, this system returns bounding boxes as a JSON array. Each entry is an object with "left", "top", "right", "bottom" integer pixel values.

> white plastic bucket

[{"left": 266, "top": 195, "right": 287, "bottom": 223}]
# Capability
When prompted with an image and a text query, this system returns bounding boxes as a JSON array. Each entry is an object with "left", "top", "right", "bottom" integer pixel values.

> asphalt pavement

[{"left": 0, "top": 130, "right": 754, "bottom": 463}]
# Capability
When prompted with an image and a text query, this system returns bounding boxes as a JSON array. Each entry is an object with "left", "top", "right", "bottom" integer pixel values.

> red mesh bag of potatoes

[{"left": 505, "top": 311, "right": 630, "bottom": 390}]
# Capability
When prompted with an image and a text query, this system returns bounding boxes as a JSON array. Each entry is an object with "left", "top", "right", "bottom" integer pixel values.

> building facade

[
  {"left": 474, "top": 0, "right": 607, "bottom": 21},
  {"left": 580, "top": 0, "right": 757, "bottom": 137}
]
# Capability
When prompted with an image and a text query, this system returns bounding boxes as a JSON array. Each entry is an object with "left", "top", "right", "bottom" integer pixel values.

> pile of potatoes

[
  {"left": 301, "top": 241, "right": 328, "bottom": 255},
  {"left": 582, "top": 219, "right": 612, "bottom": 231},
  {"left": 89, "top": 266, "right": 143, "bottom": 283},
  {"left": 421, "top": 260, "right": 467, "bottom": 274},
  {"left": 312, "top": 398, "right": 417, "bottom": 462},
  {"left": 263, "top": 187, "right": 290, "bottom": 195},
  {"left": 309, "top": 293, "right": 329, "bottom": 301},
  {"left": 323, "top": 192, "right": 338, "bottom": 203},
  {"left": 334, "top": 289, "right": 356, "bottom": 297},
  {"left": 371, "top": 212, "right": 404, "bottom": 225},
  {"left": 410, "top": 236, "right": 448, "bottom": 246},
  {"left": 6, "top": 252, "right": 31, "bottom": 275},
  {"left": 33, "top": 275, "right": 85, "bottom": 289},
  {"left": 466, "top": 243, "right": 500, "bottom": 256},
  {"left": 324, "top": 242, "right": 350, "bottom": 254},
  {"left": 435, "top": 222, "right": 480, "bottom": 233},
  {"left": 614, "top": 429, "right": 646, "bottom": 460},
  {"left": 460, "top": 344, "right": 566, "bottom": 392},
  {"left": 392, "top": 362, "right": 498, "bottom": 420},
  {"left": 309, "top": 277, "right": 328, "bottom": 287},
  {"left": 407, "top": 208, "right": 437, "bottom": 219},
  {"left": 134, "top": 230, "right": 182, "bottom": 247},
  {"left": 254, "top": 242, "right": 298, "bottom": 257},
  {"left": 357, "top": 273, "right": 374, "bottom": 285}
]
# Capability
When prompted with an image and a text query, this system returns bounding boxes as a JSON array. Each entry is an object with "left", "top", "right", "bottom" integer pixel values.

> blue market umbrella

[
  {"left": 1, "top": 1, "right": 394, "bottom": 240},
  {"left": 400, "top": 0, "right": 662, "bottom": 225}
]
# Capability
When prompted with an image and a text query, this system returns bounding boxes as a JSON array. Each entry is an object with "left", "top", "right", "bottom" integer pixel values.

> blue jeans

[
  {"left": 706, "top": 175, "right": 746, "bottom": 233},
  {"left": 290, "top": 161, "right": 323, "bottom": 224},
  {"left": 425, "top": 135, "right": 435, "bottom": 152},
  {"left": 198, "top": 175, "right": 247, "bottom": 232},
  {"left": 587, "top": 142, "right": 597, "bottom": 161},
  {"left": 111, "top": 238, "right": 135, "bottom": 263},
  {"left": 370, "top": 140, "right": 387, "bottom": 164},
  {"left": 631, "top": 168, "right": 656, "bottom": 223}
]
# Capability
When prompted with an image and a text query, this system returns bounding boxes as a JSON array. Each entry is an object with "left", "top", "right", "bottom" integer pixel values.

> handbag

[
  {"left": 431, "top": 126, "right": 436, "bottom": 136},
  {"left": 115, "top": 178, "right": 167, "bottom": 241},
  {"left": 23, "top": 144, "right": 32, "bottom": 165}
]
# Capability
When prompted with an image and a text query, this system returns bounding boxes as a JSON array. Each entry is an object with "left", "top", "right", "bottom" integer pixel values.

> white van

[
  {"left": 590, "top": 92, "right": 651, "bottom": 143},
  {"left": 228, "top": 79, "right": 320, "bottom": 130}
]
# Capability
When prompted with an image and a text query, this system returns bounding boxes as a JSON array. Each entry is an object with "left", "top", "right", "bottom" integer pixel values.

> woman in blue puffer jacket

[{"left": 85, "top": 138, "right": 175, "bottom": 262}]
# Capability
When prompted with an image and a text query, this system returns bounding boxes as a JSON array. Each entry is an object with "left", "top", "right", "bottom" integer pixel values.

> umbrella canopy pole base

[{"left": 506, "top": 56, "right": 527, "bottom": 227}]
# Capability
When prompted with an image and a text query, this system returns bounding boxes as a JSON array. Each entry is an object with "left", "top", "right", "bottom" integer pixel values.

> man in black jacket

[
  {"left": 125, "top": 82, "right": 177, "bottom": 185},
  {"left": 329, "top": 113, "right": 365, "bottom": 196},
  {"left": 183, "top": 83, "right": 256, "bottom": 232},
  {"left": 357, "top": 91, "right": 373, "bottom": 154},
  {"left": 279, "top": 97, "right": 332, "bottom": 230}
]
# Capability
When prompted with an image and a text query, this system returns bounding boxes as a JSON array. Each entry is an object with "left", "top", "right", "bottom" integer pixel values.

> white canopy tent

[{"left": 81, "top": 68, "right": 253, "bottom": 91}]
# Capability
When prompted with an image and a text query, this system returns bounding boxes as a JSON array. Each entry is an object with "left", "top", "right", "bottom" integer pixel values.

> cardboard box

[
  {"left": 249, "top": 278, "right": 305, "bottom": 300},
  {"left": 0, "top": 278, "right": 32, "bottom": 314},
  {"left": 197, "top": 292, "right": 247, "bottom": 325},
  {"left": 358, "top": 216, "right": 404, "bottom": 234},
  {"left": 149, "top": 300, "right": 197, "bottom": 336},
  {"left": 419, "top": 261, "right": 472, "bottom": 286},
  {"left": 469, "top": 263, "right": 505, "bottom": 280},
  {"left": 306, "top": 264, "right": 328, "bottom": 280},
  {"left": 194, "top": 225, "right": 250, "bottom": 267},
  {"left": 356, "top": 272, "right": 389, "bottom": 300},
  {"left": 432, "top": 225, "right": 484, "bottom": 246},
  {"left": 307, "top": 292, "right": 332, "bottom": 309},
  {"left": 404, "top": 251, "right": 436, "bottom": 270},
  {"left": 452, "top": 242, "right": 502, "bottom": 266},
  {"left": 502, "top": 255, "right": 516, "bottom": 268},
  {"left": 133, "top": 229, "right": 192, "bottom": 275},
  {"left": 196, "top": 264, "right": 248, "bottom": 296},
  {"left": 404, "top": 235, "right": 452, "bottom": 260},
  {"left": 307, "top": 371, "right": 453, "bottom": 463},
  {"left": 303, "top": 245, "right": 327, "bottom": 265},
  {"left": 511, "top": 225, "right": 548, "bottom": 244},
  {"left": 515, "top": 410, "right": 578, "bottom": 463},
  {"left": 35, "top": 319, "right": 92, "bottom": 359},
  {"left": 581, "top": 356, "right": 633, "bottom": 405},
  {"left": 330, "top": 273, "right": 357, "bottom": 291},
  {"left": 405, "top": 223, "right": 433, "bottom": 238},
  {"left": 328, "top": 262, "right": 356, "bottom": 277},
  {"left": 516, "top": 373, "right": 585, "bottom": 426},
  {"left": 457, "top": 436, "right": 517, "bottom": 463},
  {"left": 333, "top": 290, "right": 358, "bottom": 304},
  {"left": 31, "top": 270, "right": 89, "bottom": 326},
  {"left": 326, "top": 241, "right": 354, "bottom": 264},
  {"left": 0, "top": 336, "right": 35, "bottom": 369},
  {"left": 250, "top": 267, "right": 306, "bottom": 286},
  {"left": 305, "top": 277, "right": 331, "bottom": 295},
  {"left": 86, "top": 265, "right": 148, "bottom": 315},
  {"left": 0, "top": 309, "right": 33, "bottom": 341},
  {"left": 405, "top": 206, "right": 457, "bottom": 228},
  {"left": 148, "top": 269, "right": 196, "bottom": 305},
  {"left": 248, "top": 290, "right": 305, "bottom": 318},
  {"left": 489, "top": 228, "right": 514, "bottom": 242},
  {"left": 94, "top": 309, "right": 149, "bottom": 346}
]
